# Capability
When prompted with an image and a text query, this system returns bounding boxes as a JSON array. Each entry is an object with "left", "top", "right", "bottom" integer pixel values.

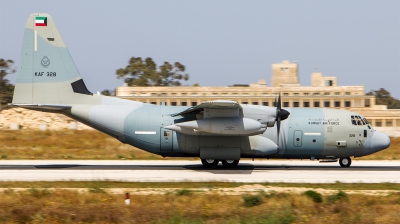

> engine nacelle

[
  {"left": 165, "top": 117, "right": 266, "bottom": 136},
  {"left": 246, "top": 135, "right": 278, "bottom": 156}
]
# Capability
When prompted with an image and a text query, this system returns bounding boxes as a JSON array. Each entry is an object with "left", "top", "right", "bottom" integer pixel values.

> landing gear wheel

[
  {"left": 222, "top": 160, "right": 239, "bottom": 168},
  {"left": 201, "top": 159, "right": 220, "bottom": 167},
  {"left": 339, "top": 157, "right": 352, "bottom": 167}
]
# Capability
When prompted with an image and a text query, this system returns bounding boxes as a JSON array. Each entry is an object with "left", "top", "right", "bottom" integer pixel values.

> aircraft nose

[{"left": 370, "top": 131, "right": 390, "bottom": 152}]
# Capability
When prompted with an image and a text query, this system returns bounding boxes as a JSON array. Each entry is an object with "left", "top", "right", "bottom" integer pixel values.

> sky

[{"left": 1, "top": 0, "right": 399, "bottom": 98}]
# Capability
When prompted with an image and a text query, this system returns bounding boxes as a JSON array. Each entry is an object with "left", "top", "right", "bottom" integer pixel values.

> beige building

[{"left": 116, "top": 60, "right": 400, "bottom": 134}]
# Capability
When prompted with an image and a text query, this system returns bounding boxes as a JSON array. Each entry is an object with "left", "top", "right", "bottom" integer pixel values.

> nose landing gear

[{"left": 339, "top": 157, "right": 352, "bottom": 167}]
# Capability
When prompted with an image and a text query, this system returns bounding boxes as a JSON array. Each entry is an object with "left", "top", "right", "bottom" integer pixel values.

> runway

[{"left": 0, "top": 160, "right": 399, "bottom": 183}]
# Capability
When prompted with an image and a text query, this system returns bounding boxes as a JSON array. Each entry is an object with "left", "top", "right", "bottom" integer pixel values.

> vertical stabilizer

[{"left": 13, "top": 13, "right": 93, "bottom": 105}]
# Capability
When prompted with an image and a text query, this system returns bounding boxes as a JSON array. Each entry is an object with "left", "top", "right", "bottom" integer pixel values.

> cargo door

[
  {"left": 293, "top": 130, "right": 302, "bottom": 147},
  {"left": 160, "top": 128, "right": 173, "bottom": 151}
]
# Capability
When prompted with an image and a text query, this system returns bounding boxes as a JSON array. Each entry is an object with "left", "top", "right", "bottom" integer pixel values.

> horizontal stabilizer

[{"left": 11, "top": 104, "right": 72, "bottom": 111}]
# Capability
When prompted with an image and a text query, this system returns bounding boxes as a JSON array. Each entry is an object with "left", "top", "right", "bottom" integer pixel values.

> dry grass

[
  {"left": 0, "top": 188, "right": 399, "bottom": 223},
  {"left": 360, "top": 137, "right": 400, "bottom": 160},
  {"left": 0, "top": 130, "right": 399, "bottom": 160},
  {"left": 0, "top": 181, "right": 400, "bottom": 191},
  {"left": 0, "top": 130, "right": 162, "bottom": 160}
]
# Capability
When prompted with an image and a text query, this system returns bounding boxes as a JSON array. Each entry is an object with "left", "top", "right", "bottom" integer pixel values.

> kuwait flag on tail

[{"left": 35, "top": 16, "right": 47, "bottom": 26}]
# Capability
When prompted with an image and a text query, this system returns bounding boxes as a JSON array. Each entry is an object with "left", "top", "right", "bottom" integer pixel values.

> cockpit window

[{"left": 351, "top": 115, "right": 369, "bottom": 126}]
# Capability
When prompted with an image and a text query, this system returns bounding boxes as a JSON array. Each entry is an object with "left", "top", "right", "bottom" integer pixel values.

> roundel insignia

[{"left": 41, "top": 56, "right": 50, "bottom": 67}]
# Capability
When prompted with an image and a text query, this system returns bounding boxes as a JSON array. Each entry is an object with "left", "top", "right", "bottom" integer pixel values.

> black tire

[
  {"left": 221, "top": 160, "right": 239, "bottom": 168},
  {"left": 339, "top": 157, "right": 352, "bottom": 167},
  {"left": 201, "top": 159, "right": 220, "bottom": 167}
]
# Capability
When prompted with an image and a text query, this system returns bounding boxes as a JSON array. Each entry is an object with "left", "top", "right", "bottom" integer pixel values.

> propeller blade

[
  {"left": 277, "top": 91, "right": 281, "bottom": 110},
  {"left": 277, "top": 114, "right": 281, "bottom": 145}
]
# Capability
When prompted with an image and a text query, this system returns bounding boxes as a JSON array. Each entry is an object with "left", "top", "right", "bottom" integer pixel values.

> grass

[
  {"left": 0, "top": 130, "right": 165, "bottom": 160},
  {"left": 303, "top": 190, "right": 323, "bottom": 203},
  {"left": 0, "top": 188, "right": 399, "bottom": 223},
  {"left": 0, "top": 181, "right": 400, "bottom": 191}
]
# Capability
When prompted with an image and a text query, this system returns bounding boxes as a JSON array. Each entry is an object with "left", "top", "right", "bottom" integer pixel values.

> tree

[
  {"left": 101, "top": 89, "right": 114, "bottom": 96},
  {"left": 366, "top": 88, "right": 400, "bottom": 109},
  {"left": 116, "top": 57, "right": 189, "bottom": 86},
  {"left": 0, "top": 59, "right": 16, "bottom": 110}
]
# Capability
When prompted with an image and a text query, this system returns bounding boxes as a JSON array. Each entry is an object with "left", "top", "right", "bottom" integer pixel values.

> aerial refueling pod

[{"left": 165, "top": 117, "right": 266, "bottom": 136}]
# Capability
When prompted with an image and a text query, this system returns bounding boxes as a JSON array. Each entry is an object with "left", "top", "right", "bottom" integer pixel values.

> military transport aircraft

[{"left": 11, "top": 13, "right": 390, "bottom": 168}]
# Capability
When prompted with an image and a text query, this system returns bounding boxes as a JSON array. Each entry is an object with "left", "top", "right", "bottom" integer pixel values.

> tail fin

[{"left": 12, "top": 13, "right": 93, "bottom": 105}]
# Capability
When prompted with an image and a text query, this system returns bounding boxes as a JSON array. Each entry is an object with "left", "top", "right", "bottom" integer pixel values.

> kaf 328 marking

[{"left": 35, "top": 72, "right": 56, "bottom": 77}]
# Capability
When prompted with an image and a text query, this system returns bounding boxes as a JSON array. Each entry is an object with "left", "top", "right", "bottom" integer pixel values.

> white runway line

[{"left": 0, "top": 160, "right": 399, "bottom": 183}]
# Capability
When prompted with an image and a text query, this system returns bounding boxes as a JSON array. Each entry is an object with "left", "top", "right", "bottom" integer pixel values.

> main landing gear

[
  {"left": 201, "top": 159, "right": 240, "bottom": 168},
  {"left": 339, "top": 157, "right": 352, "bottom": 167}
]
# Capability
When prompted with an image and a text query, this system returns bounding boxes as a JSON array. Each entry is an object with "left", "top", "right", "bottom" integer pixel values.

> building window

[
  {"left": 222, "top": 93, "right": 228, "bottom": 96},
  {"left": 293, "top": 102, "right": 299, "bottom": 107},
  {"left": 181, "top": 102, "right": 187, "bottom": 106},
  {"left": 365, "top": 99, "right": 370, "bottom": 107},
  {"left": 345, "top": 92, "right": 350, "bottom": 95},
  {"left": 335, "top": 92, "right": 340, "bottom": 95},
  {"left": 283, "top": 102, "right": 289, "bottom": 107},
  {"left": 386, "top": 121, "right": 393, "bottom": 127},
  {"left": 313, "top": 92, "right": 320, "bottom": 96},
  {"left": 262, "top": 93, "right": 268, "bottom": 96},
  {"left": 252, "top": 102, "right": 258, "bottom": 105},
  {"left": 314, "top": 102, "right": 320, "bottom": 107},
  {"left": 303, "top": 102, "right": 310, "bottom": 107},
  {"left": 283, "top": 93, "right": 289, "bottom": 96},
  {"left": 212, "top": 93, "right": 218, "bottom": 96},
  {"left": 345, "top": 101, "right": 351, "bottom": 107},
  {"left": 325, "top": 80, "right": 333, "bottom": 86},
  {"left": 262, "top": 102, "right": 269, "bottom": 106},
  {"left": 304, "top": 93, "right": 309, "bottom": 96},
  {"left": 151, "top": 93, "right": 157, "bottom": 96},
  {"left": 376, "top": 121, "right": 382, "bottom": 127},
  {"left": 324, "top": 92, "right": 330, "bottom": 95},
  {"left": 171, "top": 93, "right": 176, "bottom": 96},
  {"left": 324, "top": 101, "right": 330, "bottom": 107},
  {"left": 171, "top": 102, "right": 177, "bottom": 106},
  {"left": 280, "top": 67, "right": 289, "bottom": 72},
  {"left": 242, "top": 102, "right": 248, "bottom": 104},
  {"left": 334, "top": 101, "right": 341, "bottom": 107},
  {"left": 181, "top": 93, "right": 187, "bottom": 96},
  {"left": 232, "top": 93, "right": 238, "bottom": 96},
  {"left": 191, "top": 93, "right": 197, "bottom": 96},
  {"left": 191, "top": 102, "right": 197, "bottom": 106},
  {"left": 242, "top": 93, "right": 249, "bottom": 96},
  {"left": 130, "top": 93, "right": 137, "bottom": 96},
  {"left": 294, "top": 93, "right": 299, "bottom": 96},
  {"left": 161, "top": 93, "right": 167, "bottom": 96},
  {"left": 151, "top": 102, "right": 157, "bottom": 105}
]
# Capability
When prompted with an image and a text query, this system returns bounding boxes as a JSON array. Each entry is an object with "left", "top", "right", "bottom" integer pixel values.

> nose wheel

[{"left": 339, "top": 157, "right": 352, "bottom": 167}]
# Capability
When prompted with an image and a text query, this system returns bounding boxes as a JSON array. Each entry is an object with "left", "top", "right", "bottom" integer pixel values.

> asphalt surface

[{"left": 0, "top": 160, "right": 399, "bottom": 183}]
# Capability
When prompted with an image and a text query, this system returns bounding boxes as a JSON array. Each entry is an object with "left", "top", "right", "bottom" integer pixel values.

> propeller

[{"left": 274, "top": 92, "right": 290, "bottom": 146}]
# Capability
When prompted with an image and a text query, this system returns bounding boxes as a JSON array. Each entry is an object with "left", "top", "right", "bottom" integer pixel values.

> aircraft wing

[{"left": 171, "top": 100, "right": 242, "bottom": 117}]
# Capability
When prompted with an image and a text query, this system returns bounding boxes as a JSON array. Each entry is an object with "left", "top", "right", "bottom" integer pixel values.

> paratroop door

[{"left": 293, "top": 130, "right": 302, "bottom": 147}]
